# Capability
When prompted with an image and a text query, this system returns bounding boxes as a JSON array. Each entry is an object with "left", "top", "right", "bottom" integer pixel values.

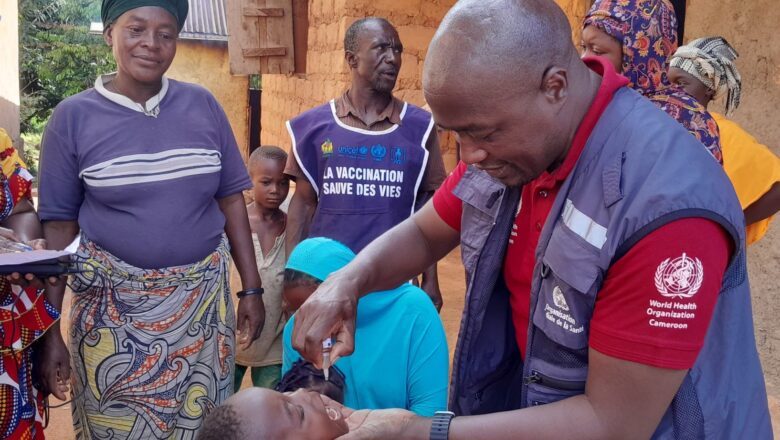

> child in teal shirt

[{"left": 281, "top": 237, "right": 449, "bottom": 416}]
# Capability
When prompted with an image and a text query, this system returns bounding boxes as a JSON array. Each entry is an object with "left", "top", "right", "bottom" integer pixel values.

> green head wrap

[{"left": 101, "top": 0, "right": 189, "bottom": 30}]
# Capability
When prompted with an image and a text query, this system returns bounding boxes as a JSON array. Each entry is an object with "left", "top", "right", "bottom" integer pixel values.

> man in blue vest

[
  {"left": 284, "top": 17, "right": 447, "bottom": 310},
  {"left": 289, "top": 0, "right": 773, "bottom": 439}
]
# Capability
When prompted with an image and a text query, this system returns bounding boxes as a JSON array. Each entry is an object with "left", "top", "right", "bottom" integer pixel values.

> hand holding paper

[{"left": 0, "top": 233, "right": 76, "bottom": 285}]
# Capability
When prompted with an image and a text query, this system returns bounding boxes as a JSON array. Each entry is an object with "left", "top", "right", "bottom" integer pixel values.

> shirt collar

[
  {"left": 547, "top": 56, "right": 629, "bottom": 182},
  {"left": 336, "top": 90, "right": 403, "bottom": 126},
  {"left": 94, "top": 73, "right": 169, "bottom": 118}
]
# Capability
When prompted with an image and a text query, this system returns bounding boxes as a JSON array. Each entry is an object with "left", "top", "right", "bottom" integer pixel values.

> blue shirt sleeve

[
  {"left": 406, "top": 299, "right": 449, "bottom": 416},
  {"left": 207, "top": 94, "right": 251, "bottom": 199},
  {"left": 38, "top": 105, "right": 84, "bottom": 221}
]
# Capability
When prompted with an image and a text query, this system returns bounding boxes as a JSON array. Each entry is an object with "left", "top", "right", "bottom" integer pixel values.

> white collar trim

[{"left": 94, "top": 73, "right": 169, "bottom": 117}]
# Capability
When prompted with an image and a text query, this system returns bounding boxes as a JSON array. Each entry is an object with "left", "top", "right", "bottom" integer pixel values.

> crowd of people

[{"left": 1, "top": 0, "right": 779, "bottom": 438}]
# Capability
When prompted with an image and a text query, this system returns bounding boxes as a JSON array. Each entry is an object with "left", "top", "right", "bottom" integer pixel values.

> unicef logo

[
  {"left": 338, "top": 146, "right": 361, "bottom": 156},
  {"left": 370, "top": 144, "right": 387, "bottom": 161},
  {"left": 337, "top": 145, "right": 369, "bottom": 159}
]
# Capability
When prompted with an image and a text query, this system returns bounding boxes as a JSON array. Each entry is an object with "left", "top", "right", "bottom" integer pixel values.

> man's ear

[
  {"left": 540, "top": 66, "right": 568, "bottom": 105},
  {"left": 103, "top": 24, "right": 114, "bottom": 47},
  {"left": 345, "top": 51, "right": 358, "bottom": 70}
]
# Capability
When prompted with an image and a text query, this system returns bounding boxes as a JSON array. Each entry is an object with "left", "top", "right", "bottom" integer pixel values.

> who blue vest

[
  {"left": 450, "top": 87, "right": 772, "bottom": 438},
  {"left": 287, "top": 100, "right": 433, "bottom": 252}
]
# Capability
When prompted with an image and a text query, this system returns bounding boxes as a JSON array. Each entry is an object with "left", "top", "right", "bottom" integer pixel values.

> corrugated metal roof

[
  {"left": 181, "top": 0, "right": 228, "bottom": 41},
  {"left": 89, "top": 0, "right": 228, "bottom": 42}
]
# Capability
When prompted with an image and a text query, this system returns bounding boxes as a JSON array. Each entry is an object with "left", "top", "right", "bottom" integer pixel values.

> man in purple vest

[
  {"left": 288, "top": 1, "right": 772, "bottom": 439},
  {"left": 285, "top": 17, "right": 447, "bottom": 310}
]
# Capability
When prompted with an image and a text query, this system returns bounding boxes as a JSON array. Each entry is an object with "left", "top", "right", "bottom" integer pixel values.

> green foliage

[
  {"left": 250, "top": 75, "right": 262, "bottom": 90},
  {"left": 56, "top": 0, "right": 102, "bottom": 24},
  {"left": 19, "top": 0, "right": 114, "bottom": 134},
  {"left": 20, "top": 129, "right": 44, "bottom": 178}
]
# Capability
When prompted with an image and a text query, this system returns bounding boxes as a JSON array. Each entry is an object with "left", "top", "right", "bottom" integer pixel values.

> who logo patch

[{"left": 654, "top": 253, "right": 703, "bottom": 299}]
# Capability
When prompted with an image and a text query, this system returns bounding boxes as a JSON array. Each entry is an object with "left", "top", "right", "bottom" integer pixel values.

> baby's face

[{"left": 235, "top": 388, "right": 349, "bottom": 439}]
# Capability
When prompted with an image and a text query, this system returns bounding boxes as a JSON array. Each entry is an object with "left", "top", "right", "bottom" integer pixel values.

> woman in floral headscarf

[{"left": 581, "top": 0, "right": 723, "bottom": 163}]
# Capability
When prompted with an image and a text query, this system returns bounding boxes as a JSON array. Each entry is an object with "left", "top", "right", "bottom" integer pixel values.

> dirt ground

[
  {"left": 43, "top": 245, "right": 778, "bottom": 438},
  {"left": 746, "top": 226, "right": 780, "bottom": 396}
]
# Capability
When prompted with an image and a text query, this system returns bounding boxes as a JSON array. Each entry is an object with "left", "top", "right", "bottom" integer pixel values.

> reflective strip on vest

[{"left": 561, "top": 199, "right": 607, "bottom": 249}]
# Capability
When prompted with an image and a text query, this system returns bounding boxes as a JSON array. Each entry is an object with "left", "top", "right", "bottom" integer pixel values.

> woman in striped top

[{"left": 36, "top": 2, "right": 265, "bottom": 438}]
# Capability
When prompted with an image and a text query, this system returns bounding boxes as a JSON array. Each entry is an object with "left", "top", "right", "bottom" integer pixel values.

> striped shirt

[{"left": 38, "top": 77, "right": 251, "bottom": 268}]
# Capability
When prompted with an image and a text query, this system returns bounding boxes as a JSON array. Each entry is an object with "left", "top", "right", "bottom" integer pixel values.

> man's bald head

[
  {"left": 423, "top": 0, "right": 601, "bottom": 188},
  {"left": 425, "top": 0, "right": 575, "bottom": 99}
]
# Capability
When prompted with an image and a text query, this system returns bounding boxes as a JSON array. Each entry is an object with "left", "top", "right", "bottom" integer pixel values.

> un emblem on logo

[
  {"left": 370, "top": 144, "right": 387, "bottom": 161},
  {"left": 654, "top": 253, "right": 703, "bottom": 299}
]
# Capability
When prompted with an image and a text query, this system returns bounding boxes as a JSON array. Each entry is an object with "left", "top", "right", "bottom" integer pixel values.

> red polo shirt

[{"left": 433, "top": 57, "right": 730, "bottom": 369}]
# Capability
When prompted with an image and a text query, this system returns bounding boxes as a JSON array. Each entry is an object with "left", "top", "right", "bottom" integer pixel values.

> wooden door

[{"left": 227, "top": 0, "right": 295, "bottom": 74}]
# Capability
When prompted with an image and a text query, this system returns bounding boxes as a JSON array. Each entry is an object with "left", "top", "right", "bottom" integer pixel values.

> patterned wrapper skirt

[
  {"left": 69, "top": 235, "right": 235, "bottom": 440},
  {"left": 0, "top": 282, "right": 59, "bottom": 440}
]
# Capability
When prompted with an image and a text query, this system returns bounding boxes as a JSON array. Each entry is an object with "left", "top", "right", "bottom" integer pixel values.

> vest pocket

[
  {"left": 523, "top": 360, "right": 587, "bottom": 406},
  {"left": 532, "top": 225, "right": 602, "bottom": 350},
  {"left": 525, "top": 369, "right": 585, "bottom": 391},
  {"left": 459, "top": 203, "right": 497, "bottom": 271},
  {"left": 464, "top": 356, "right": 525, "bottom": 414},
  {"left": 525, "top": 381, "right": 584, "bottom": 406},
  {"left": 455, "top": 167, "right": 507, "bottom": 272}
]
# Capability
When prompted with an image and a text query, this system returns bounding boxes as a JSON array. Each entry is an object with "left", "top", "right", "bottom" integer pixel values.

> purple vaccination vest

[
  {"left": 287, "top": 100, "right": 433, "bottom": 251},
  {"left": 449, "top": 88, "right": 771, "bottom": 438}
]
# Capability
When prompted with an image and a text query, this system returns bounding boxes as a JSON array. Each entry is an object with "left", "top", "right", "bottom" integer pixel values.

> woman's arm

[
  {"left": 285, "top": 178, "right": 318, "bottom": 256},
  {"left": 37, "top": 220, "right": 80, "bottom": 400},
  {"left": 744, "top": 182, "right": 780, "bottom": 225},
  {"left": 41, "top": 220, "right": 78, "bottom": 307},
  {"left": 0, "top": 198, "right": 42, "bottom": 242},
  {"left": 218, "top": 193, "right": 265, "bottom": 348}
]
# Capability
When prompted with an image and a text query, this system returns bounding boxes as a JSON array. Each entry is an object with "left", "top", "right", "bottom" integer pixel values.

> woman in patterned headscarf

[
  {"left": 669, "top": 37, "right": 741, "bottom": 115},
  {"left": 581, "top": 0, "right": 723, "bottom": 163},
  {"left": 669, "top": 37, "right": 780, "bottom": 244},
  {"left": 0, "top": 128, "right": 59, "bottom": 440}
]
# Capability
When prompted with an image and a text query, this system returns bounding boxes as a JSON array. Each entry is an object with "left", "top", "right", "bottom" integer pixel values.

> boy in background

[{"left": 232, "top": 146, "right": 290, "bottom": 390}]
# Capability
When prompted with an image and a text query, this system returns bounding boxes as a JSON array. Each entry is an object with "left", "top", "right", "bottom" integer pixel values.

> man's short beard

[{"left": 372, "top": 78, "right": 396, "bottom": 94}]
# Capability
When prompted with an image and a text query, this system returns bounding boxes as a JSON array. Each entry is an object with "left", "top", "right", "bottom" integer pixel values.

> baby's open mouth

[
  {"left": 325, "top": 406, "right": 342, "bottom": 421},
  {"left": 320, "top": 394, "right": 344, "bottom": 421}
]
